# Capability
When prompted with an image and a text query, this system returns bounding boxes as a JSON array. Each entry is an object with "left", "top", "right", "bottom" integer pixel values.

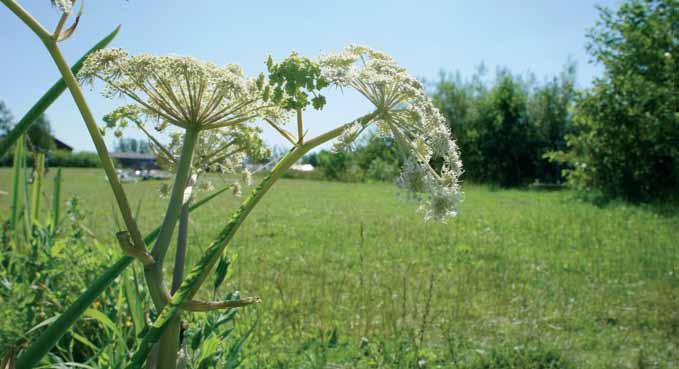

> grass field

[{"left": 1, "top": 168, "right": 678, "bottom": 368}]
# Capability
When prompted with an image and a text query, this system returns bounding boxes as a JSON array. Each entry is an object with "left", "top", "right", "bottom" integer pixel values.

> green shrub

[
  {"left": 48, "top": 150, "right": 102, "bottom": 168},
  {"left": 0, "top": 196, "right": 116, "bottom": 358},
  {"left": 366, "top": 158, "right": 399, "bottom": 182},
  {"left": 552, "top": 0, "right": 679, "bottom": 201},
  {"left": 299, "top": 134, "right": 401, "bottom": 183},
  {"left": 432, "top": 66, "right": 575, "bottom": 187}
]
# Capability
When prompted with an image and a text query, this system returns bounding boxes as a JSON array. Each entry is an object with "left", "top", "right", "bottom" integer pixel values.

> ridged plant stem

[
  {"left": 150, "top": 129, "right": 199, "bottom": 369},
  {"left": 146, "top": 129, "right": 199, "bottom": 309}
]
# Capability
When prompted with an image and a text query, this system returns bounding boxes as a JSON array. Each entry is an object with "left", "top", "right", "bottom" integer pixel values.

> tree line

[{"left": 304, "top": 0, "right": 678, "bottom": 202}]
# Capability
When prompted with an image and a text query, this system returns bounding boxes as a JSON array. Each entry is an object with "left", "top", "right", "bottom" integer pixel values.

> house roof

[{"left": 53, "top": 137, "right": 73, "bottom": 151}]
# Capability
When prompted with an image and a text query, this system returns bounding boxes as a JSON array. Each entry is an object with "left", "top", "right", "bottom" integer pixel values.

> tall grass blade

[
  {"left": 9, "top": 135, "right": 25, "bottom": 230},
  {"left": 30, "top": 153, "right": 45, "bottom": 226},
  {"left": 51, "top": 168, "right": 62, "bottom": 235},
  {"left": 0, "top": 26, "right": 120, "bottom": 159},
  {"left": 123, "top": 268, "right": 145, "bottom": 337},
  {"left": 14, "top": 185, "right": 231, "bottom": 369}
]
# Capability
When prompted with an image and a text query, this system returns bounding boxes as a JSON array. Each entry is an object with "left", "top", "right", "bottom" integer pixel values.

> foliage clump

[{"left": 551, "top": 0, "right": 679, "bottom": 201}]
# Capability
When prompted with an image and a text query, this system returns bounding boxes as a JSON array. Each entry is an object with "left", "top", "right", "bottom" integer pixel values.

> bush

[
  {"left": 552, "top": 0, "right": 679, "bottom": 201},
  {"left": 298, "top": 134, "right": 402, "bottom": 183},
  {"left": 432, "top": 65, "right": 575, "bottom": 187},
  {"left": 366, "top": 158, "right": 399, "bottom": 182},
  {"left": 48, "top": 150, "right": 102, "bottom": 167}
]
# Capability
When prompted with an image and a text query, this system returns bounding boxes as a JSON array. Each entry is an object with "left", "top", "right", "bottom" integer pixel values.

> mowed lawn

[{"left": 1, "top": 168, "right": 678, "bottom": 368}]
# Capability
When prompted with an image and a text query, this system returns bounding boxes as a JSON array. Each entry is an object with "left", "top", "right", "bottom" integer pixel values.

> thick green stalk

[
  {"left": 146, "top": 128, "right": 199, "bottom": 310},
  {"left": 158, "top": 197, "right": 191, "bottom": 369},
  {"left": 41, "top": 40, "right": 149, "bottom": 260},
  {"left": 3, "top": 0, "right": 147, "bottom": 265},
  {"left": 0, "top": 22, "right": 119, "bottom": 159},
  {"left": 10, "top": 135, "right": 25, "bottom": 230},
  {"left": 14, "top": 186, "right": 230, "bottom": 369},
  {"left": 126, "top": 113, "right": 377, "bottom": 369},
  {"left": 172, "top": 201, "right": 191, "bottom": 293},
  {"left": 4, "top": 0, "right": 148, "bottom": 263},
  {"left": 152, "top": 130, "right": 199, "bottom": 369}
]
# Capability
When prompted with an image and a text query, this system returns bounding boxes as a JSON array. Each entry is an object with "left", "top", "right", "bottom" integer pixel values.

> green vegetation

[
  {"left": 2, "top": 0, "right": 677, "bottom": 367},
  {"left": 296, "top": 134, "right": 402, "bottom": 183},
  {"left": 431, "top": 66, "right": 575, "bottom": 187},
  {"left": 1, "top": 168, "right": 677, "bottom": 368},
  {"left": 553, "top": 0, "right": 679, "bottom": 201}
]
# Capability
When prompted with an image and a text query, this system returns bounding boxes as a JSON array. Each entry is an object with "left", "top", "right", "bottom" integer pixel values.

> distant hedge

[{"left": 0, "top": 149, "right": 102, "bottom": 168}]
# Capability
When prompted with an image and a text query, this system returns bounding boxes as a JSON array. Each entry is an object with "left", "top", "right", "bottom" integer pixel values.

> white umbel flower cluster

[
  {"left": 157, "top": 126, "right": 269, "bottom": 196},
  {"left": 79, "top": 49, "right": 287, "bottom": 131},
  {"left": 319, "top": 45, "right": 463, "bottom": 220}
]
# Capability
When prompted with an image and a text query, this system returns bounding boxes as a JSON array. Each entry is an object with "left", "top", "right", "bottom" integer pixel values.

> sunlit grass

[{"left": 1, "top": 168, "right": 677, "bottom": 368}]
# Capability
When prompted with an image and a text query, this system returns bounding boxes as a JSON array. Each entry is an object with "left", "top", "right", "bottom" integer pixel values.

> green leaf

[
  {"left": 123, "top": 268, "right": 145, "bottom": 337},
  {"left": 213, "top": 254, "right": 230, "bottom": 293},
  {"left": 10, "top": 135, "right": 25, "bottom": 230},
  {"left": 25, "top": 314, "right": 60, "bottom": 335}
]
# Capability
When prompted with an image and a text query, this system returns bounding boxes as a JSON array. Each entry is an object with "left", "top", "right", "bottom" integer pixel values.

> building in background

[{"left": 109, "top": 152, "right": 158, "bottom": 170}]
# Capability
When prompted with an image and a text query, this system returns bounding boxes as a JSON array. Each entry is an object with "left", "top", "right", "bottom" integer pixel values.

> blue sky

[{"left": 0, "top": 0, "right": 622, "bottom": 151}]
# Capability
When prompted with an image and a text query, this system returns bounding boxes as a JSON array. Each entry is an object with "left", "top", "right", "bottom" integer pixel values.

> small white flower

[
  {"left": 396, "top": 160, "right": 430, "bottom": 197},
  {"left": 242, "top": 168, "right": 253, "bottom": 186},
  {"left": 665, "top": 52, "right": 672, "bottom": 60},
  {"left": 332, "top": 120, "right": 363, "bottom": 152}
]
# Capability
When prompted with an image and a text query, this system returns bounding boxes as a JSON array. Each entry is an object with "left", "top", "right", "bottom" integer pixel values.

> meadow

[{"left": 1, "top": 168, "right": 678, "bottom": 368}]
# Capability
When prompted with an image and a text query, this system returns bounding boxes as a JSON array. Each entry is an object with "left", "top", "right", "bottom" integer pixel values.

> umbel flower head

[
  {"left": 319, "top": 45, "right": 463, "bottom": 220},
  {"left": 103, "top": 104, "right": 267, "bottom": 197},
  {"left": 79, "top": 49, "right": 287, "bottom": 131}
]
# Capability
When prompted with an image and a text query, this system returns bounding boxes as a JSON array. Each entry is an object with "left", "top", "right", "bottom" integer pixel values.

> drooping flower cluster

[
  {"left": 79, "top": 49, "right": 287, "bottom": 130},
  {"left": 319, "top": 45, "right": 463, "bottom": 220}
]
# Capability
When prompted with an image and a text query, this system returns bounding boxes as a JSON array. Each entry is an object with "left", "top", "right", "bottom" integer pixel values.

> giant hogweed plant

[{"left": 1, "top": 1, "right": 463, "bottom": 368}]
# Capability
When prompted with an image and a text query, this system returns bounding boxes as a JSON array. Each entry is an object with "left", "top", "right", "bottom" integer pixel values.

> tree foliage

[
  {"left": 26, "top": 114, "right": 55, "bottom": 152},
  {"left": 554, "top": 0, "right": 679, "bottom": 200},
  {"left": 0, "top": 100, "right": 13, "bottom": 135},
  {"left": 299, "top": 134, "right": 402, "bottom": 182},
  {"left": 432, "top": 65, "right": 576, "bottom": 186},
  {"left": 0, "top": 100, "right": 55, "bottom": 152}
]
